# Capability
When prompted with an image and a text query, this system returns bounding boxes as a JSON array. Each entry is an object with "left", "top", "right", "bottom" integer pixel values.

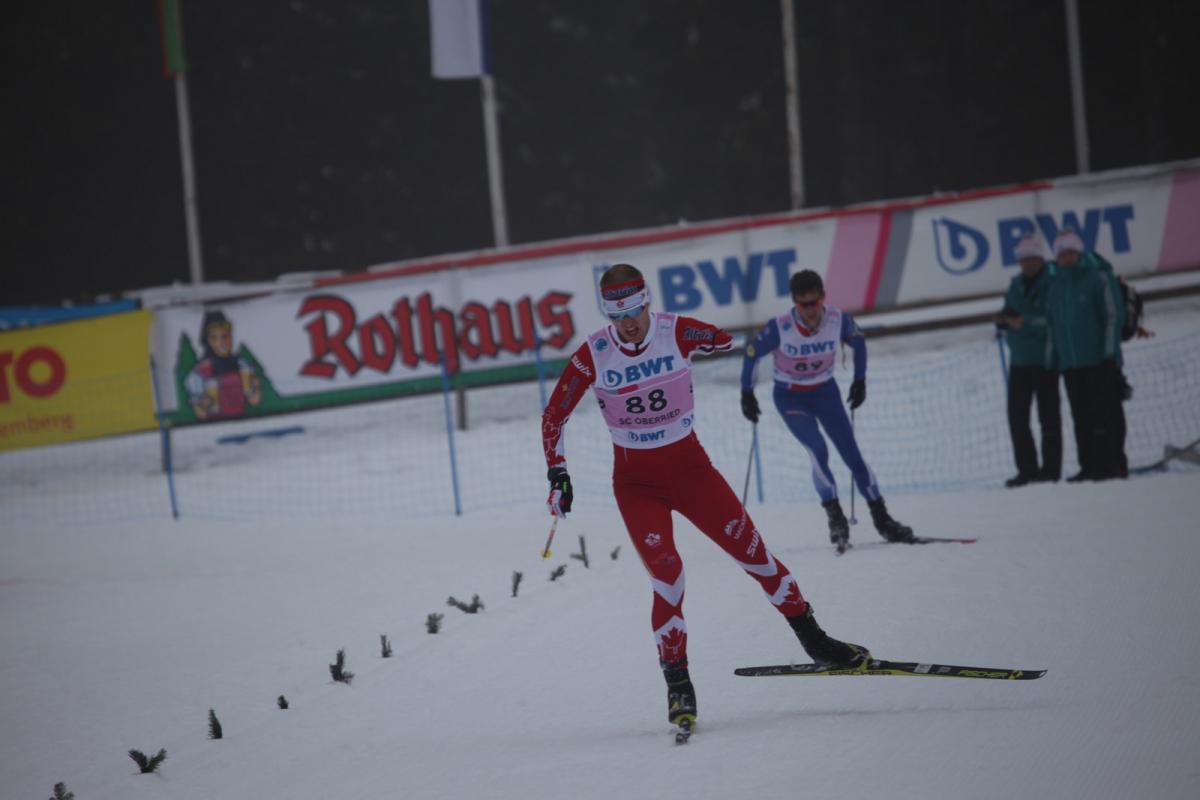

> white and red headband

[{"left": 600, "top": 279, "right": 650, "bottom": 319}]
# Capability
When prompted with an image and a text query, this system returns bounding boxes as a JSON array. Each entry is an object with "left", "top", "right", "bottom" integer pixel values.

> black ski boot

[
  {"left": 823, "top": 498, "right": 850, "bottom": 546},
  {"left": 787, "top": 604, "right": 870, "bottom": 669},
  {"left": 868, "top": 497, "right": 914, "bottom": 543},
  {"left": 662, "top": 661, "right": 697, "bottom": 728}
]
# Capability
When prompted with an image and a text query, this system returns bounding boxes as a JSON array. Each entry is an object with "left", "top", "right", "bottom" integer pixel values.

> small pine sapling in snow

[
  {"left": 380, "top": 634, "right": 393, "bottom": 658},
  {"left": 512, "top": 570, "right": 523, "bottom": 597},
  {"left": 129, "top": 748, "right": 167, "bottom": 774},
  {"left": 446, "top": 594, "right": 484, "bottom": 613},
  {"left": 50, "top": 782, "right": 75, "bottom": 800},
  {"left": 426, "top": 613, "right": 444, "bottom": 634},
  {"left": 571, "top": 535, "right": 589, "bottom": 568},
  {"left": 277, "top": 695, "right": 289, "bottom": 709},
  {"left": 329, "top": 649, "right": 354, "bottom": 684},
  {"left": 610, "top": 545, "right": 621, "bottom": 560},
  {"left": 549, "top": 564, "right": 566, "bottom": 582},
  {"left": 208, "top": 709, "right": 223, "bottom": 739}
]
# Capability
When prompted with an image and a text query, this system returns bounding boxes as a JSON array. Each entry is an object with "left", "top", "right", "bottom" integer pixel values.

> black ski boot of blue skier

[
  {"left": 823, "top": 498, "right": 850, "bottom": 552},
  {"left": 868, "top": 497, "right": 914, "bottom": 543}
]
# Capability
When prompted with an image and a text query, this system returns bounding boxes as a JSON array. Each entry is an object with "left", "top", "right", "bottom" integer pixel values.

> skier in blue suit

[{"left": 740, "top": 270, "right": 914, "bottom": 548}]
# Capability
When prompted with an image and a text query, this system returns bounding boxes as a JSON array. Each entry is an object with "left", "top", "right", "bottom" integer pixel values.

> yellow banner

[{"left": 0, "top": 310, "right": 156, "bottom": 451}]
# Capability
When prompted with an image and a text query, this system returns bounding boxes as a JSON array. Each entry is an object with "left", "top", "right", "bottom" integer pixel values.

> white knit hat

[
  {"left": 1014, "top": 235, "right": 1046, "bottom": 260},
  {"left": 1053, "top": 229, "right": 1085, "bottom": 255}
]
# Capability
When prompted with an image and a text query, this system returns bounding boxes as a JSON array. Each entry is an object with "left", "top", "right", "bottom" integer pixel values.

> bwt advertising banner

[
  {"left": 0, "top": 310, "right": 155, "bottom": 451},
  {"left": 150, "top": 163, "right": 1199, "bottom": 425},
  {"left": 888, "top": 167, "right": 1196, "bottom": 305}
]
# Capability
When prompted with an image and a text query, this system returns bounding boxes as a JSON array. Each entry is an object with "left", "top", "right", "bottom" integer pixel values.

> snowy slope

[{"left": 2, "top": 298, "right": 1199, "bottom": 800}]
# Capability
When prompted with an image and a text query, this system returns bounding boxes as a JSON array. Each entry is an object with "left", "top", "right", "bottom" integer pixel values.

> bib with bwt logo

[{"left": 587, "top": 312, "right": 695, "bottom": 448}]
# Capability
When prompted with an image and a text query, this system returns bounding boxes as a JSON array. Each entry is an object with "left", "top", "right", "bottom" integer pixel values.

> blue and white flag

[{"left": 429, "top": 0, "right": 486, "bottom": 79}]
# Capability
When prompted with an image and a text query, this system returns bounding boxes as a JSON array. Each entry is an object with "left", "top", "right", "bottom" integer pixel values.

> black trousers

[
  {"left": 1062, "top": 363, "right": 1124, "bottom": 478},
  {"left": 1007, "top": 365, "right": 1062, "bottom": 479}
]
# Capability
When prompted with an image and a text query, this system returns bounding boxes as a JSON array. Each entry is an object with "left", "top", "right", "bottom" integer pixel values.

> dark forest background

[{"left": 4, "top": 0, "right": 1198, "bottom": 305}]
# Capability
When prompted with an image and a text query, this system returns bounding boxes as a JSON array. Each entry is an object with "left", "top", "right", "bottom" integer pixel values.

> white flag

[{"left": 429, "top": 0, "right": 485, "bottom": 79}]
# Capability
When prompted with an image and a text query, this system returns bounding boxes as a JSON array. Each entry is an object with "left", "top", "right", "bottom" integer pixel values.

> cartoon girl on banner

[{"left": 184, "top": 310, "right": 263, "bottom": 421}]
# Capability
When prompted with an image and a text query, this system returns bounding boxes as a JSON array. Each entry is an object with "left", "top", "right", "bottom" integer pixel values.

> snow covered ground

[{"left": 3, "top": 296, "right": 1199, "bottom": 799}]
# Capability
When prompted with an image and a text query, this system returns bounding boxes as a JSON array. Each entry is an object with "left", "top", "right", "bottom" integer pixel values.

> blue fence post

[
  {"left": 752, "top": 418, "right": 765, "bottom": 504},
  {"left": 149, "top": 356, "right": 180, "bottom": 520},
  {"left": 995, "top": 327, "right": 1010, "bottom": 391},
  {"left": 439, "top": 355, "right": 463, "bottom": 516},
  {"left": 534, "top": 331, "right": 548, "bottom": 410}
]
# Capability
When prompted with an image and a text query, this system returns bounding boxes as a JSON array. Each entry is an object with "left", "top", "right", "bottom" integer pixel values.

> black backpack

[{"left": 1118, "top": 277, "right": 1143, "bottom": 341}]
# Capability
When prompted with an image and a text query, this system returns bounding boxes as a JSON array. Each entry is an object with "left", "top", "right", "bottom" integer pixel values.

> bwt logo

[
  {"left": 932, "top": 204, "right": 1135, "bottom": 275},
  {"left": 783, "top": 341, "right": 834, "bottom": 357},
  {"left": 655, "top": 248, "right": 797, "bottom": 311},
  {"left": 602, "top": 355, "right": 677, "bottom": 388}
]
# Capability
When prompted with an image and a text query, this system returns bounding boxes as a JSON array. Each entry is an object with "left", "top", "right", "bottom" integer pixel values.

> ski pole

[
  {"left": 848, "top": 408, "right": 858, "bottom": 525},
  {"left": 741, "top": 423, "right": 757, "bottom": 506},
  {"left": 540, "top": 515, "right": 559, "bottom": 559}
]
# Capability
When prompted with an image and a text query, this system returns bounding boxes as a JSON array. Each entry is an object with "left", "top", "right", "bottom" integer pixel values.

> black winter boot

[
  {"left": 822, "top": 499, "right": 850, "bottom": 545},
  {"left": 787, "top": 605, "right": 870, "bottom": 668},
  {"left": 662, "top": 661, "right": 697, "bottom": 727},
  {"left": 868, "top": 497, "right": 914, "bottom": 543}
]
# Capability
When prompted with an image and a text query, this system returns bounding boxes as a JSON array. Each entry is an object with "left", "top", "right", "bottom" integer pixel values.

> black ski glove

[
  {"left": 546, "top": 467, "right": 573, "bottom": 517},
  {"left": 741, "top": 390, "right": 760, "bottom": 424},
  {"left": 847, "top": 380, "right": 866, "bottom": 410}
]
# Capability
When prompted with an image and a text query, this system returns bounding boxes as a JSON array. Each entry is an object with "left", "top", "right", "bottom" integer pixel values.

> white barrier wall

[{"left": 151, "top": 161, "right": 1200, "bottom": 419}]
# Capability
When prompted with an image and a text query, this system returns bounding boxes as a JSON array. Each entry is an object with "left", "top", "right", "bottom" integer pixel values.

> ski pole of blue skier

[
  {"left": 994, "top": 327, "right": 1009, "bottom": 391},
  {"left": 752, "top": 420, "right": 764, "bottom": 504},
  {"left": 848, "top": 407, "right": 857, "bottom": 525},
  {"left": 149, "top": 356, "right": 180, "bottom": 520},
  {"left": 439, "top": 355, "right": 463, "bottom": 516}
]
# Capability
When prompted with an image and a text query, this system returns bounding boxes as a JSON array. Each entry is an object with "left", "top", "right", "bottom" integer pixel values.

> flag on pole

[
  {"left": 159, "top": 0, "right": 187, "bottom": 78},
  {"left": 429, "top": 0, "right": 486, "bottom": 79}
]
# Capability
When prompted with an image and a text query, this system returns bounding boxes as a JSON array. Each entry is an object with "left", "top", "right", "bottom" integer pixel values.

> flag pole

[
  {"left": 478, "top": 1, "right": 509, "bottom": 247},
  {"left": 480, "top": 72, "right": 509, "bottom": 248},
  {"left": 780, "top": 0, "right": 805, "bottom": 209},
  {"left": 161, "top": 0, "right": 205, "bottom": 284},
  {"left": 1063, "top": 0, "right": 1090, "bottom": 175},
  {"left": 175, "top": 70, "right": 205, "bottom": 284}
]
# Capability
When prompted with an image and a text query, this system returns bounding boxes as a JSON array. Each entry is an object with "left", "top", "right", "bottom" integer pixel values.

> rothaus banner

[
  {"left": 149, "top": 221, "right": 851, "bottom": 421},
  {"left": 150, "top": 161, "right": 1199, "bottom": 422}
]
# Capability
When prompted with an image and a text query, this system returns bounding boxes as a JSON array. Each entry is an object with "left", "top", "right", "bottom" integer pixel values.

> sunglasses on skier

[{"left": 607, "top": 304, "right": 646, "bottom": 321}]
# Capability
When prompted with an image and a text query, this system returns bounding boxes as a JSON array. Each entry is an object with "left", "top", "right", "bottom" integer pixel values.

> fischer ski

[{"left": 735, "top": 659, "right": 1044, "bottom": 680}]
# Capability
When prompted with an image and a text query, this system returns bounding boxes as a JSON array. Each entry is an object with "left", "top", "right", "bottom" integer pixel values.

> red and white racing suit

[{"left": 541, "top": 311, "right": 808, "bottom": 666}]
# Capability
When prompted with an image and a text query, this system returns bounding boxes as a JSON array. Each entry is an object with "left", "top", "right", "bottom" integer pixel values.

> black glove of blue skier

[
  {"left": 741, "top": 390, "right": 760, "bottom": 424},
  {"left": 847, "top": 380, "right": 866, "bottom": 410}
]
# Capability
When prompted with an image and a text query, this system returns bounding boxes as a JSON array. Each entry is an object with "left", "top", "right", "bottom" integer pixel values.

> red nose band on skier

[{"left": 602, "top": 279, "right": 650, "bottom": 320}]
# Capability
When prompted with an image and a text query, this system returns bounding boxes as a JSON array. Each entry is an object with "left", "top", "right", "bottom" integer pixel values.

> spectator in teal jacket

[
  {"left": 996, "top": 234, "right": 1061, "bottom": 487},
  {"left": 1045, "top": 229, "right": 1124, "bottom": 481}
]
